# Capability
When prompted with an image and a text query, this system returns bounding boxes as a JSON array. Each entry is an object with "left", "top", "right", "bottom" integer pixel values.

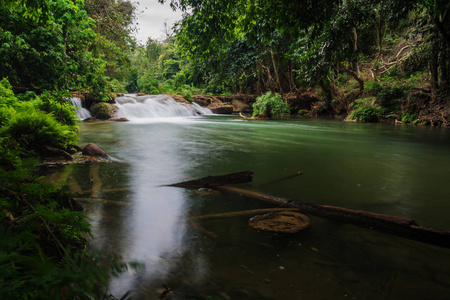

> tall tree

[{"left": 0, "top": 0, "right": 97, "bottom": 91}]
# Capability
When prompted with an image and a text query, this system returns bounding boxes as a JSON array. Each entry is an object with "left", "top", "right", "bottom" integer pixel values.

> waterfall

[
  {"left": 70, "top": 97, "right": 92, "bottom": 120},
  {"left": 114, "top": 94, "right": 212, "bottom": 121}
]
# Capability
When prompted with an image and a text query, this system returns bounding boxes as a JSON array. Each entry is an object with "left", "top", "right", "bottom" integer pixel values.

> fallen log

[
  {"left": 168, "top": 172, "right": 450, "bottom": 248},
  {"left": 215, "top": 186, "right": 450, "bottom": 248},
  {"left": 166, "top": 171, "right": 253, "bottom": 188}
]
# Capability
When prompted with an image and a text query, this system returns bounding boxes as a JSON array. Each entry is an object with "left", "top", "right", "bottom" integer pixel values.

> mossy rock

[
  {"left": 90, "top": 102, "right": 117, "bottom": 120},
  {"left": 208, "top": 104, "right": 234, "bottom": 114}
]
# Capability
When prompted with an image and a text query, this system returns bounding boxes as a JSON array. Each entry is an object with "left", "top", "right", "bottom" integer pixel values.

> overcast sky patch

[{"left": 133, "top": 0, "right": 184, "bottom": 44}]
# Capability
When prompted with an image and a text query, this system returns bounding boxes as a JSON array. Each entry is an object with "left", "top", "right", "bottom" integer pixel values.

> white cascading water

[
  {"left": 70, "top": 97, "right": 92, "bottom": 120},
  {"left": 114, "top": 94, "right": 212, "bottom": 121}
]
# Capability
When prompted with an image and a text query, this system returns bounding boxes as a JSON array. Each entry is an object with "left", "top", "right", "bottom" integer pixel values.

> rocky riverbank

[
  {"left": 74, "top": 89, "right": 449, "bottom": 127},
  {"left": 41, "top": 143, "right": 113, "bottom": 166}
]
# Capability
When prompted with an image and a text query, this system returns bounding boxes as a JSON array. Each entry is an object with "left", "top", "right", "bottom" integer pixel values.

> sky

[{"left": 133, "top": 0, "right": 184, "bottom": 44}]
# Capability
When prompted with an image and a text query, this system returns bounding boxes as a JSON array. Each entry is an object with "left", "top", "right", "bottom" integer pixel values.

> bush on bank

[{"left": 0, "top": 78, "right": 129, "bottom": 299}]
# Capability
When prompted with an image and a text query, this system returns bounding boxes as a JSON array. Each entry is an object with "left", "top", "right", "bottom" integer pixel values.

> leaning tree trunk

[
  {"left": 341, "top": 67, "right": 364, "bottom": 92},
  {"left": 430, "top": 27, "right": 440, "bottom": 101},
  {"left": 270, "top": 50, "right": 283, "bottom": 94}
]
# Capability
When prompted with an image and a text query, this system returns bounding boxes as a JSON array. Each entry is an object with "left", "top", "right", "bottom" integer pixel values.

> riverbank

[
  {"left": 74, "top": 80, "right": 450, "bottom": 127},
  {"left": 0, "top": 79, "right": 129, "bottom": 299},
  {"left": 193, "top": 87, "right": 449, "bottom": 127}
]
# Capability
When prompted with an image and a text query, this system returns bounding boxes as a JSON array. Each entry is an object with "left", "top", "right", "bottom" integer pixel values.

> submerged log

[
  {"left": 168, "top": 172, "right": 450, "bottom": 248},
  {"left": 186, "top": 219, "right": 218, "bottom": 239},
  {"left": 167, "top": 171, "right": 253, "bottom": 188},
  {"left": 215, "top": 186, "right": 450, "bottom": 248}
]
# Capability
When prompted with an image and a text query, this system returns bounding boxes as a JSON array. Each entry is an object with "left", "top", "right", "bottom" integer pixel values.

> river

[{"left": 46, "top": 98, "right": 450, "bottom": 299}]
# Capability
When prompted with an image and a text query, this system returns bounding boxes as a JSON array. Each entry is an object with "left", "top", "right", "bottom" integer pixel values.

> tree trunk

[
  {"left": 270, "top": 50, "right": 283, "bottom": 94},
  {"left": 341, "top": 67, "right": 364, "bottom": 92},
  {"left": 353, "top": 28, "right": 361, "bottom": 78},
  {"left": 318, "top": 80, "right": 333, "bottom": 108},
  {"left": 430, "top": 27, "right": 440, "bottom": 100},
  {"left": 433, "top": 17, "right": 450, "bottom": 49},
  {"left": 257, "top": 64, "right": 262, "bottom": 95}
]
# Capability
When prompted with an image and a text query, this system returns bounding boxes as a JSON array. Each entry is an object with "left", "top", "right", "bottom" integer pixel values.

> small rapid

[
  {"left": 114, "top": 94, "right": 212, "bottom": 121},
  {"left": 70, "top": 97, "right": 92, "bottom": 120}
]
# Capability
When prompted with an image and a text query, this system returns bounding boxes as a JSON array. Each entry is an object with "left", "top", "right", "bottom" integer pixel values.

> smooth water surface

[{"left": 45, "top": 116, "right": 450, "bottom": 299}]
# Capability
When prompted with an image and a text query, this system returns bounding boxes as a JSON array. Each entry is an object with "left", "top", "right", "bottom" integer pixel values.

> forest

[{"left": 0, "top": 0, "right": 449, "bottom": 299}]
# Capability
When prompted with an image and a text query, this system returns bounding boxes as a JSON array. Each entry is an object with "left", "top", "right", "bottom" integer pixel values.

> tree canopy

[{"left": 154, "top": 0, "right": 449, "bottom": 100}]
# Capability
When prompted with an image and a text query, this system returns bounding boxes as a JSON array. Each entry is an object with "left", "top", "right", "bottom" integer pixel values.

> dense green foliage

[
  {"left": 130, "top": 0, "right": 449, "bottom": 124},
  {"left": 252, "top": 92, "right": 290, "bottom": 119},
  {"left": 0, "top": 57, "right": 130, "bottom": 300},
  {"left": 159, "top": 0, "right": 449, "bottom": 96},
  {"left": 126, "top": 36, "right": 200, "bottom": 104},
  {"left": 0, "top": 0, "right": 135, "bottom": 100},
  {"left": 349, "top": 103, "right": 385, "bottom": 123},
  {"left": 0, "top": 79, "right": 78, "bottom": 154},
  {"left": 0, "top": 1, "right": 136, "bottom": 299}
]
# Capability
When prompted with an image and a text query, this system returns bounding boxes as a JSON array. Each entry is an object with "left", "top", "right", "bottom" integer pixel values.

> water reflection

[{"left": 47, "top": 117, "right": 450, "bottom": 299}]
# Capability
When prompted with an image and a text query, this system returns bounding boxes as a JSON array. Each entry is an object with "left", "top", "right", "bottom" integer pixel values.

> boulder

[
  {"left": 231, "top": 99, "right": 251, "bottom": 113},
  {"left": 82, "top": 117, "right": 98, "bottom": 122},
  {"left": 192, "top": 95, "right": 213, "bottom": 107},
  {"left": 108, "top": 117, "right": 129, "bottom": 122},
  {"left": 169, "top": 94, "right": 192, "bottom": 104},
  {"left": 208, "top": 105, "right": 234, "bottom": 114},
  {"left": 90, "top": 102, "right": 117, "bottom": 120},
  {"left": 82, "top": 143, "right": 109, "bottom": 158}
]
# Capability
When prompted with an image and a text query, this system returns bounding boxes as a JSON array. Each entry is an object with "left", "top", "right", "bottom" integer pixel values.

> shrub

[
  {"left": 0, "top": 78, "right": 17, "bottom": 107},
  {"left": 36, "top": 91, "right": 79, "bottom": 128},
  {"left": 137, "top": 73, "right": 160, "bottom": 94},
  {"left": 364, "top": 80, "right": 382, "bottom": 95},
  {"left": 7, "top": 111, "right": 78, "bottom": 153},
  {"left": 350, "top": 97, "right": 376, "bottom": 108},
  {"left": 181, "top": 90, "right": 194, "bottom": 103},
  {"left": 349, "top": 105, "right": 384, "bottom": 122},
  {"left": 109, "top": 79, "right": 127, "bottom": 93},
  {"left": 377, "top": 85, "right": 406, "bottom": 109},
  {"left": 252, "top": 92, "right": 290, "bottom": 119},
  {"left": 298, "top": 109, "right": 306, "bottom": 116},
  {"left": 174, "top": 72, "right": 187, "bottom": 86},
  {"left": 400, "top": 112, "right": 418, "bottom": 123}
]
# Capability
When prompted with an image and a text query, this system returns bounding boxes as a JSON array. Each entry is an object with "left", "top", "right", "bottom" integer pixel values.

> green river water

[{"left": 44, "top": 115, "right": 450, "bottom": 299}]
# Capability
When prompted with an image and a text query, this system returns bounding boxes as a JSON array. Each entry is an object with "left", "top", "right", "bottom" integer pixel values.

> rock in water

[
  {"left": 208, "top": 104, "right": 234, "bottom": 114},
  {"left": 249, "top": 211, "right": 310, "bottom": 233},
  {"left": 90, "top": 102, "right": 117, "bottom": 120},
  {"left": 82, "top": 143, "right": 109, "bottom": 158}
]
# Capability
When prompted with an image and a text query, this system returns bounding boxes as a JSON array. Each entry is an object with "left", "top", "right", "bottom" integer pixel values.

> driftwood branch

[{"left": 166, "top": 171, "right": 253, "bottom": 188}]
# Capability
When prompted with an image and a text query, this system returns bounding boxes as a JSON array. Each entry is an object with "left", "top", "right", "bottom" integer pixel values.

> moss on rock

[{"left": 90, "top": 102, "right": 117, "bottom": 120}]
